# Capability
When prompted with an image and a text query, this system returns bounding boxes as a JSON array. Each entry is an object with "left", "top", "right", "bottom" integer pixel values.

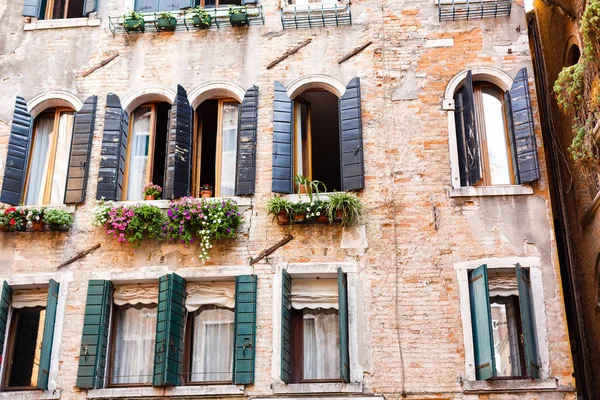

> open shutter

[
  {"left": 235, "top": 86, "right": 259, "bottom": 196},
  {"left": 22, "top": 0, "right": 41, "bottom": 17},
  {"left": 272, "top": 82, "right": 293, "bottom": 194},
  {"left": 337, "top": 268, "right": 350, "bottom": 382},
  {"left": 153, "top": 273, "right": 186, "bottom": 387},
  {"left": 233, "top": 275, "right": 257, "bottom": 384},
  {"left": 516, "top": 264, "right": 540, "bottom": 379},
  {"left": 65, "top": 95, "right": 97, "bottom": 204},
  {"left": 97, "top": 94, "right": 128, "bottom": 201},
  {"left": 83, "top": 0, "right": 98, "bottom": 15},
  {"left": 339, "top": 77, "right": 364, "bottom": 191},
  {"left": 76, "top": 280, "right": 113, "bottom": 389},
  {"left": 454, "top": 71, "right": 481, "bottom": 187},
  {"left": 280, "top": 270, "right": 292, "bottom": 383},
  {"left": 38, "top": 280, "right": 59, "bottom": 390},
  {"left": 468, "top": 264, "right": 495, "bottom": 380},
  {"left": 507, "top": 68, "right": 540, "bottom": 184},
  {"left": 0, "top": 97, "right": 32, "bottom": 206},
  {"left": 164, "top": 85, "right": 192, "bottom": 199},
  {"left": 0, "top": 282, "right": 12, "bottom": 365}
]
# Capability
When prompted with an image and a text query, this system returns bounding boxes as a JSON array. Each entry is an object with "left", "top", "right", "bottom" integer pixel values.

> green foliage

[
  {"left": 581, "top": 0, "right": 600, "bottom": 61},
  {"left": 0, "top": 207, "right": 27, "bottom": 231},
  {"left": 157, "top": 11, "right": 174, "bottom": 19},
  {"left": 126, "top": 204, "right": 164, "bottom": 244},
  {"left": 553, "top": 63, "right": 585, "bottom": 112},
  {"left": 568, "top": 117, "right": 599, "bottom": 164},
  {"left": 228, "top": 6, "right": 246, "bottom": 15},
  {"left": 326, "top": 192, "right": 363, "bottom": 227},
  {"left": 121, "top": 10, "right": 144, "bottom": 28},
  {"left": 44, "top": 209, "right": 74, "bottom": 230},
  {"left": 266, "top": 197, "right": 294, "bottom": 218},
  {"left": 189, "top": 6, "right": 212, "bottom": 26}
]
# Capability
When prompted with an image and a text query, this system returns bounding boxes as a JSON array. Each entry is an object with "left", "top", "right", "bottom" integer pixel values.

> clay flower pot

[
  {"left": 145, "top": 195, "right": 155, "bottom": 201},
  {"left": 31, "top": 221, "right": 45, "bottom": 231},
  {"left": 201, "top": 190, "right": 213, "bottom": 199},
  {"left": 276, "top": 211, "right": 290, "bottom": 226},
  {"left": 315, "top": 214, "right": 329, "bottom": 223},
  {"left": 293, "top": 212, "right": 306, "bottom": 223}
]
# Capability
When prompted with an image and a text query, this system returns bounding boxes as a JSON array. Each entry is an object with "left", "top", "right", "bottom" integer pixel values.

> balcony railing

[
  {"left": 280, "top": 2, "right": 351, "bottom": 29},
  {"left": 436, "top": 0, "right": 511, "bottom": 21}
]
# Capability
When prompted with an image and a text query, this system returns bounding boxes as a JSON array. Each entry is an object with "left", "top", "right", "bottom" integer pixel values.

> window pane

[
  {"left": 191, "top": 306, "right": 234, "bottom": 382},
  {"left": 49, "top": 111, "right": 74, "bottom": 204},
  {"left": 7, "top": 307, "right": 46, "bottom": 387},
  {"left": 218, "top": 102, "right": 239, "bottom": 197},
  {"left": 135, "top": 0, "right": 160, "bottom": 12},
  {"left": 490, "top": 299, "right": 522, "bottom": 377},
  {"left": 481, "top": 87, "right": 512, "bottom": 185},
  {"left": 303, "top": 309, "right": 340, "bottom": 380},
  {"left": 26, "top": 115, "right": 55, "bottom": 205},
  {"left": 127, "top": 107, "right": 152, "bottom": 201}
]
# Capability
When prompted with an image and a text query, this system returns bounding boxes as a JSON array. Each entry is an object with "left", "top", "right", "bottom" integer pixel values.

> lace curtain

[{"left": 126, "top": 107, "right": 152, "bottom": 201}]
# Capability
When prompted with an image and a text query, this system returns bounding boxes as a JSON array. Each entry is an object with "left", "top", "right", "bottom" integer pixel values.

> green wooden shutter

[
  {"left": 0, "top": 281, "right": 12, "bottom": 365},
  {"left": 468, "top": 265, "right": 495, "bottom": 380},
  {"left": 280, "top": 270, "right": 292, "bottom": 383},
  {"left": 516, "top": 264, "right": 540, "bottom": 379},
  {"left": 76, "top": 280, "right": 113, "bottom": 389},
  {"left": 37, "top": 280, "right": 60, "bottom": 390},
  {"left": 233, "top": 275, "right": 257, "bottom": 384},
  {"left": 337, "top": 268, "right": 350, "bottom": 382},
  {"left": 153, "top": 273, "right": 186, "bottom": 387}
]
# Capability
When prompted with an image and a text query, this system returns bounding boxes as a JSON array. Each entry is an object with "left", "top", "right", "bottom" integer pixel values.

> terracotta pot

[
  {"left": 336, "top": 210, "right": 343, "bottom": 220},
  {"left": 276, "top": 211, "right": 290, "bottom": 226},
  {"left": 315, "top": 214, "right": 329, "bottom": 223},
  {"left": 297, "top": 185, "right": 308, "bottom": 195},
  {"left": 201, "top": 190, "right": 213, "bottom": 199},
  {"left": 293, "top": 212, "right": 306, "bottom": 222},
  {"left": 145, "top": 195, "right": 155, "bottom": 201},
  {"left": 0, "top": 225, "right": 9, "bottom": 232},
  {"left": 31, "top": 221, "right": 45, "bottom": 231}
]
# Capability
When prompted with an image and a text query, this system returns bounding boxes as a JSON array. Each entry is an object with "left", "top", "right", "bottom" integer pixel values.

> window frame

[{"left": 292, "top": 98, "right": 313, "bottom": 181}]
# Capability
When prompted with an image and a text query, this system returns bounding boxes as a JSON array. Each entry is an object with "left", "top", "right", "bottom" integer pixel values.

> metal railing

[
  {"left": 436, "top": 0, "right": 511, "bottom": 21},
  {"left": 280, "top": 2, "right": 351, "bottom": 29}
]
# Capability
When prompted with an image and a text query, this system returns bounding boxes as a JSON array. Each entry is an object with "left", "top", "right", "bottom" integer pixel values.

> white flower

[{"left": 316, "top": 212, "right": 320, "bottom": 216}]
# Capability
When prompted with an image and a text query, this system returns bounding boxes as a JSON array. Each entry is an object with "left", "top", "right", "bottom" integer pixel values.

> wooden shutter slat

[
  {"left": 272, "top": 82, "right": 293, "bottom": 194},
  {"left": 164, "top": 85, "right": 192, "bottom": 199},
  {"left": 337, "top": 268, "right": 350, "bottom": 382},
  {"left": 515, "top": 264, "right": 540, "bottom": 378},
  {"left": 233, "top": 275, "right": 257, "bottom": 384},
  {"left": 97, "top": 94, "right": 128, "bottom": 201},
  {"left": 339, "top": 77, "right": 364, "bottom": 191},
  {"left": 468, "top": 264, "right": 495, "bottom": 380},
  {"left": 38, "top": 279, "right": 60, "bottom": 390},
  {"left": 454, "top": 71, "right": 482, "bottom": 187},
  {"left": 235, "top": 86, "right": 259, "bottom": 196},
  {"left": 0, "top": 282, "right": 12, "bottom": 364},
  {"left": 22, "top": 0, "right": 41, "bottom": 17},
  {"left": 280, "top": 270, "right": 292, "bottom": 383}
]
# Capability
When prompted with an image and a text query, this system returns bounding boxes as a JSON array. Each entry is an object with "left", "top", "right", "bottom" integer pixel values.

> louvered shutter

[
  {"left": 507, "top": 68, "right": 540, "bottom": 184},
  {"left": 516, "top": 264, "right": 540, "bottom": 379},
  {"left": 38, "top": 280, "right": 59, "bottom": 390},
  {"left": 135, "top": 0, "right": 160, "bottom": 12},
  {"left": 235, "top": 86, "right": 259, "bottom": 196},
  {"left": 337, "top": 268, "right": 350, "bottom": 382},
  {"left": 97, "top": 94, "right": 128, "bottom": 201},
  {"left": 83, "top": 0, "right": 98, "bottom": 15},
  {"left": 468, "top": 264, "right": 495, "bottom": 380},
  {"left": 160, "top": 0, "right": 195, "bottom": 9},
  {"left": 76, "top": 280, "right": 113, "bottom": 389},
  {"left": 339, "top": 77, "right": 364, "bottom": 191},
  {"left": 454, "top": 71, "right": 481, "bottom": 187},
  {"left": 164, "top": 85, "right": 192, "bottom": 199},
  {"left": 0, "top": 97, "right": 32, "bottom": 206},
  {"left": 0, "top": 282, "right": 12, "bottom": 365},
  {"left": 22, "top": 0, "right": 41, "bottom": 17},
  {"left": 65, "top": 96, "right": 97, "bottom": 204},
  {"left": 280, "top": 270, "right": 292, "bottom": 383},
  {"left": 272, "top": 82, "right": 293, "bottom": 194},
  {"left": 153, "top": 273, "right": 186, "bottom": 387},
  {"left": 233, "top": 275, "right": 257, "bottom": 384}
]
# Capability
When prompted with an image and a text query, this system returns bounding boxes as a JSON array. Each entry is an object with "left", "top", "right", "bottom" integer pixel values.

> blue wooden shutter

[
  {"left": 66, "top": 95, "right": 97, "bottom": 204},
  {"left": 235, "top": 86, "right": 259, "bottom": 196},
  {"left": 272, "top": 82, "right": 293, "bottom": 194},
  {"left": 280, "top": 270, "right": 292, "bottom": 383},
  {"left": 0, "top": 96, "right": 32, "bottom": 206},
  {"left": 135, "top": 0, "right": 160, "bottom": 12},
  {"left": 97, "top": 94, "right": 129, "bottom": 201},
  {"left": 515, "top": 264, "right": 540, "bottom": 379},
  {"left": 160, "top": 0, "right": 195, "bottom": 9},
  {"left": 22, "top": 0, "right": 42, "bottom": 17},
  {"left": 0, "top": 282, "right": 12, "bottom": 366},
  {"left": 337, "top": 268, "right": 350, "bottom": 382},
  {"left": 454, "top": 71, "right": 481, "bottom": 187},
  {"left": 76, "top": 280, "right": 113, "bottom": 389},
  {"left": 339, "top": 77, "right": 364, "bottom": 191},
  {"left": 38, "top": 280, "right": 60, "bottom": 390},
  {"left": 468, "top": 264, "right": 495, "bottom": 380},
  {"left": 164, "top": 85, "right": 192, "bottom": 199},
  {"left": 507, "top": 68, "right": 540, "bottom": 184},
  {"left": 83, "top": 0, "right": 98, "bottom": 15},
  {"left": 153, "top": 273, "right": 186, "bottom": 387},
  {"left": 233, "top": 275, "right": 257, "bottom": 384}
]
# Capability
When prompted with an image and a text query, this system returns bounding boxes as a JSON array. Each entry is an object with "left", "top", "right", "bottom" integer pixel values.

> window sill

[
  {"left": 24, "top": 16, "right": 101, "bottom": 31},
  {"left": 462, "top": 378, "right": 572, "bottom": 393},
  {"left": 0, "top": 390, "right": 61, "bottom": 400},
  {"left": 449, "top": 185, "right": 534, "bottom": 198},
  {"left": 15, "top": 204, "right": 76, "bottom": 214},
  {"left": 116, "top": 196, "right": 252, "bottom": 209},
  {"left": 271, "top": 382, "right": 363, "bottom": 394},
  {"left": 581, "top": 190, "right": 600, "bottom": 227},
  {"left": 87, "top": 385, "right": 244, "bottom": 399}
]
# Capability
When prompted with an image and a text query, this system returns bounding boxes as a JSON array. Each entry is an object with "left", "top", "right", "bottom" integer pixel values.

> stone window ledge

[
  {"left": 10, "top": 204, "right": 76, "bottom": 214},
  {"left": 450, "top": 185, "right": 534, "bottom": 198},
  {"left": 462, "top": 378, "right": 573, "bottom": 393},
  {"left": 87, "top": 385, "right": 244, "bottom": 399},
  {"left": 24, "top": 17, "right": 101, "bottom": 31},
  {"left": 271, "top": 382, "right": 363, "bottom": 394},
  {"left": 115, "top": 196, "right": 252, "bottom": 209},
  {"left": 0, "top": 390, "right": 61, "bottom": 400}
]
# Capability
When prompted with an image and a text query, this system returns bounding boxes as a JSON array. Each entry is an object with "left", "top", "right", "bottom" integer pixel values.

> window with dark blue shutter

[
  {"left": 22, "top": 0, "right": 42, "bottom": 17},
  {"left": 233, "top": 275, "right": 257, "bottom": 384},
  {"left": 164, "top": 85, "right": 193, "bottom": 199},
  {"left": 339, "top": 78, "right": 364, "bottom": 192},
  {"left": 235, "top": 86, "right": 259, "bottom": 196},
  {"left": 454, "top": 71, "right": 482, "bottom": 187},
  {"left": 468, "top": 265, "right": 495, "bottom": 380},
  {"left": 0, "top": 281, "right": 13, "bottom": 364},
  {"left": 272, "top": 82, "right": 294, "bottom": 194},
  {"left": 38, "top": 280, "right": 60, "bottom": 390}
]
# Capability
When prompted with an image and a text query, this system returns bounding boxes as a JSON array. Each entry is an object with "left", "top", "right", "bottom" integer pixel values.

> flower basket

[
  {"left": 229, "top": 11, "right": 248, "bottom": 27},
  {"left": 156, "top": 16, "right": 177, "bottom": 31},
  {"left": 192, "top": 14, "right": 212, "bottom": 28},
  {"left": 123, "top": 17, "right": 145, "bottom": 31}
]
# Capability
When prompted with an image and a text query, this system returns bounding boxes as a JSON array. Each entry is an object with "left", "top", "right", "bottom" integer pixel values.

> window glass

[
  {"left": 50, "top": 111, "right": 75, "bottom": 204},
  {"left": 303, "top": 309, "right": 340, "bottom": 380},
  {"left": 40, "top": 0, "right": 85, "bottom": 19},
  {"left": 218, "top": 102, "right": 239, "bottom": 197},
  {"left": 490, "top": 298, "right": 522, "bottom": 377},
  {"left": 481, "top": 87, "right": 511, "bottom": 185},
  {"left": 127, "top": 107, "right": 152, "bottom": 201}
]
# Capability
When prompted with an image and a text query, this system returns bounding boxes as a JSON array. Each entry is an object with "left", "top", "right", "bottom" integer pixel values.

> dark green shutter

[
  {"left": 516, "top": 264, "right": 540, "bottom": 379},
  {"left": 38, "top": 280, "right": 60, "bottom": 390},
  {"left": 337, "top": 268, "right": 350, "bottom": 382},
  {"left": 339, "top": 78, "right": 364, "bottom": 191},
  {"left": 153, "top": 273, "right": 186, "bottom": 387},
  {"left": 272, "top": 82, "right": 293, "bottom": 194},
  {"left": 233, "top": 275, "right": 257, "bottom": 384},
  {"left": 235, "top": 86, "right": 259, "bottom": 196},
  {"left": 164, "top": 85, "right": 192, "bottom": 199},
  {"left": 22, "top": 0, "right": 41, "bottom": 17},
  {"left": 468, "top": 264, "right": 495, "bottom": 380},
  {"left": 83, "top": 0, "right": 98, "bottom": 15},
  {"left": 76, "top": 280, "right": 113, "bottom": 389},
  {"left": 97, "top": 94, "right": 128, "bottom": 201},
  {"left": 0, "top": 282, "right": 12, "bottom": 365},
  {"left": 280, "top": 270, "right": 292, "bottom": 383},
  {"left": 454, "top": 71, "right": 482, "bottom": 187}
]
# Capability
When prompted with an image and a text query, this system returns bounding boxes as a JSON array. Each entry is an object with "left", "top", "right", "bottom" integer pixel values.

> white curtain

[
  {"left": 489, "top": 274, "right": 519, "bottom": 297},
  {"left": 26, "top": 115, "right": 54, "bottom": 205},
  {"left": 50, "top": 111, "right": 74, "bottom": 204},
  {"left": 11, "top": 290, "right": 48, "bottom": 309},
  {"left": 127, "top": 107, "right": 152, "bottom": 201},
  {"left": 219, "top": 102, "right": 238, "bottom": 197},
  {"left": 113, "top": 285, "right": 159, "bottom": 306},
  {"left": 112, "top": 303, "right": 157, "bottom": 385},
  {"left": 303, "top": 309, "right": 340, "bottom": 380},
  {"left": 186, "top": 282, "right": 236, "bottom": 312},
  {"left": 190, "top": 307, "right": 234, "bottom": 382},
  {"left": 291, "top": 279, "right": 338, "bottom": 310}
]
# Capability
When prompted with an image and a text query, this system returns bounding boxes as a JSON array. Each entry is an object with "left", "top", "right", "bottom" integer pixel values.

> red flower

[
  {"left": 9, "top": 219, "right": 16, "bottom": 226},
  {"left": 4, "top": 207, "right": 16, "bottom": 215}
]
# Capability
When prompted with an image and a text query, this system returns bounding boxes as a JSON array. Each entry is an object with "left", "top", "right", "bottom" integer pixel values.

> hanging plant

[{"left": 93, "top": 201, "right": 164, "bottom": 244}]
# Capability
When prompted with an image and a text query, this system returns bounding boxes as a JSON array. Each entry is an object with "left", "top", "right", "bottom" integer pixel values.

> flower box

[{"left": 156, "top": 16, "right": 177, "bottom": 31}]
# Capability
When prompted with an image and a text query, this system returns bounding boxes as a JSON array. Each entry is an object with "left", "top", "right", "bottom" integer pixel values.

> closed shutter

[
  {"left": 153, "top": 273, "right": 186, "bottom": 387},
  {"left": 235, "top": 86, "right": 259, "bottom": 196},
  {"left": 160, "top": 0, "right": 195, "bottom": 9},
  {"left": 22, "top": 0, "right": 41, "bottom": 17},
  {"left": 515, "top": 264, "right": 540, "bottom": 379},
  {"left": 76, "top": 280, "right": 113, "bottom": 389},
  {"left": 454, "top": 71, "right": 482, "bottom": 186},
  {"left": 84, "top": 0, "right": 98, "bottom": 15},
  {"left": 38, "top": 280, "right": 60, "bottom": 390},
  {"left": 164, "top": 85, "right": 192, "bottom": 199},
  {"left": 0, "top": 97, "right": 33, "bottom": 206},
  {"left": 0, "top": 282, "right": 12, "bottom": 365},
  {"left": 233, "top": 275, "right": 257, "bottom": 384},
  {"left": 339, "top": 77, "right": 364, "bottom": 191},
  {"left": 97, "top": 94, "right": 129, "bottom": 201},
  {"left": 272, "top": 82, "right": 293, "bottom": 194},
  {"left": 135, "top": 0, "right": 160, "bottom": 12},
  {"left": 507, "top": 68, "right": 540, "bottom": 184},
  {"left": 280, "top": 270, "right": 292, "bottom": 383},
  {"left": 468, "top": 264, "right": 495, "bottom": 380},
  {"left": 337, "top": 268, "right": 350, "bottom": 382},
  {"left": 65, "top": 95, "right": 97, "bottom": 204}
]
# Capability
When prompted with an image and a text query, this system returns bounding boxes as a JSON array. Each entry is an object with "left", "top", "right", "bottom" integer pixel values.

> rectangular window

[
  {"left": 39, "top": 0, "right": 86, "bottom": 19},
  {"left": 197, "top": 0, "right": 242, "bottom": 7}
]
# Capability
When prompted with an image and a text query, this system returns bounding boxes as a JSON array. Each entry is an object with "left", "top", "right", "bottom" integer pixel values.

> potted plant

[
  {"left": 189, "top": 6, "right": 212, "bottom": 28},
  {"left": 306, "top": 200, "right": 328, "bottom": 223},
  {"left": 326, "top": 192, "right": 363, "bottom": 226},
  {"left": 43, "top": 209, "right": 73, "bottom": 231},
  {"left": 294, "top": 175, "right": 310, "bottom": 195},
  {"left": 266, "top": 197, "right": 294, "bottom": 225},
  {"left": 0, "top": 207, "right": 27, "bottom": 232},
  {"left": 26, "top": 208, "right": 45, "bottom": 231},
  {"left": 122, "top": 10, "right": 145, "bottom": 31},
  {"left": 200, "top": 184, "right": 213, "bottom": 199},
  {"left": 292, "top": 202, "right": 309, "bottom": 223},
  {"left": 228, "top": 6, "right": 248, "bottom": 27},
  {"left": 156, "top": 11, "right": 177, "bottom": 31},
  {"left": 143, "top": 183, "right": 162, "bottom": 200}
]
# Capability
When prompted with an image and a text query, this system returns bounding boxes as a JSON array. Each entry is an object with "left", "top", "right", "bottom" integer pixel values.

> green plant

[
  {"left": 125, "top": 204, "right": 164, "bottom": 244},
  {"left": 43, "top": 209, "right": 73, "bottom": 230},
  {"left": 25, "top": 208, "right": 44, "bottom": 224},
  {"left": 121, "top": 10, "right": 144, "bottom": 29},
  {"left": 294, "top": 174, "right": 310, "bottom": 194},
  {"left": 292, "top": 201, "right": 309, "bottom": 217},
  {"left": 157, "top": 11, "right": 174, "bottom": 19},
  {"left": 228, "top": 5, "right": 246, "bottom": 15},
  {"left": 0, "top": 207, "right": 27, "bottom": 231},
  {"left": 326, "top": 192, "right": 363, "bottom": 226},
  {"left": 305, "top": 200, "right": 327, "bottom": 221},
  {"left": 143, "top": 183, "right": 162, "bottom": 198},
  {"left": 554, "top": 63, "right": 585, "bottom": 113},
  {"left": 189, "top": 6, "right": 211, "bottom": 26},
  {"left": 266, "top": 197, "right": 294, "bottom": 220},
  {"left": 200, "top": 183, "right": 213, "bottom": 192}
]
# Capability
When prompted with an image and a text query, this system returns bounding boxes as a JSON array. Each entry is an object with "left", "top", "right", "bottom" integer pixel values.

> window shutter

[
  {"left": 160, "top": 0, "right": 195, "bottom": 10},
  {"left": 38, "top": 279, "right": 59, "bottom": 390},
  {"left": 22, "top": 0, "right": 41, "bottom": 17},
  {"left": 339, "top": 77, "right": 364, "bottom": 191},
  {"left": 454, "top": 71, "right": 482, "bottom": 187},
  {"left": 0, "top": 96, "right": 32, "bottom": 206},
  {"left": 280, "top": 269, "right": 292, "bottom": 383},
  {"left": 153, "top": 273, "right": 186, "bottom": 387},
  {"left": 65, "top": 95, "right": 97, "bottom": 204},
  {"left": 76, "top": 280, "right": 113, "bottom": 389},
  {"left": 235, "top": 86, "right": 259, "bottom": 196},
  {"left": 515, "top": 264, "right": 540, "bottom": 379},
  {"left": 507, "top": 68, "right": 540, "bottom": 184},
  {"left": 164, "top": 85, "right": 192, "bottom": 199},
  {"left": 83, "top": 0, "right": 98, "bottom": 15},
  {"left": 97, "top": 94, "right": 128, "bottom": 201},
  {"left": 135, "top": 0, "right": 160, "bottom": 12},
  {"left": 468, "top": 264, "right": 495, "bottom": 380},
  {"left": 0, "top": 282, "right": 12, "bottom": 365},
  {"left": 337, "top": 268, "right": 350, "bottom": 382},
  {"left": 233, "top": 275, "right": 257, "bottom": 384},
  {"left": 272, "top": 82, "right": 293, "bottom": 194}
]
